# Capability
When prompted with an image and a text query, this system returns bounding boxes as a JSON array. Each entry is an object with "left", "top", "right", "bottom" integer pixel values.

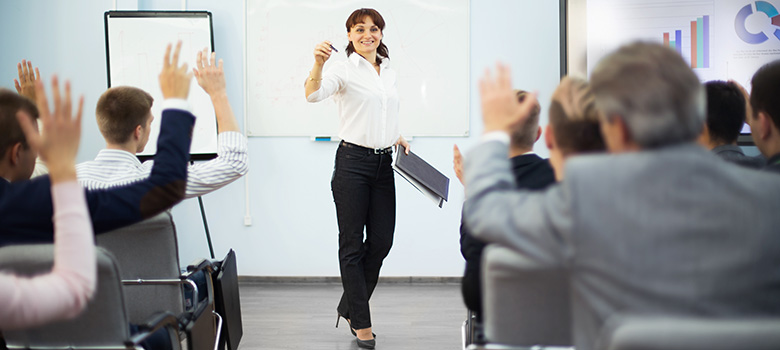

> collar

[
  {"left": 348, "top": 52, "right": 389, "bottom": 69},
  {"left": 511, "top": 153, "right": 543, "bottom": 167},
  {"left": 94, "top": 149, "right": 144, "bottom": 167},
  {"left": 711, "top": 144, "right": 744, "bottom": 155}
]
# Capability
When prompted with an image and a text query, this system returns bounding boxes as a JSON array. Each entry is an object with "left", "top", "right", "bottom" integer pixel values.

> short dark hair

[
  {"left": 510, "top": 90, "right": 541, "bottom": 149},
  {"left": 0, "top": 89, "right": 39, "bottom": 160},
  {"left": 549, "top": 77, "right": 605, "bottom": 157},
  {"left": 750, "top": 59, "right": 780, "bottom": 129},
  {"left": 96, "top": 86, "right": 153, "bottom": 144},
  {"left": 704, "top": 81, "right": 745, "bottom": 145},
  {"left": 345, "top": 8, "right": 389, "bottom": 65}
]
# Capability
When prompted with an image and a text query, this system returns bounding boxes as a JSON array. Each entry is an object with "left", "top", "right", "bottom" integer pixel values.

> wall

[{"left": 0, "top": 0, "right": 562, "bottom": 276}]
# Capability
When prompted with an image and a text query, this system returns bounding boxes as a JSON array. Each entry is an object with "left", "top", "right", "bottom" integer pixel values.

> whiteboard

[
  {"left": 246, "top": 0, "right": 470, "bottom": 137},
  {"left": 105, "top": 11, "right": 218, "bottom": 160}
]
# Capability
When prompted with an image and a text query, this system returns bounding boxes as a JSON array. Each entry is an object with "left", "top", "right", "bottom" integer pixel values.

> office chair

[
  {"left": 481, "top": 245, "right": 572, "bottom": 347},
  {"left": 0, "top": 244, "right": 181, "bottom": 350},
  {"left": 596, "top": 316, "right": 780, "bottom": 350}
]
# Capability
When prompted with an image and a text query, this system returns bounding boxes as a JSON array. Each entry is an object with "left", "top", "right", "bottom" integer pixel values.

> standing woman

[{"left": 305, "top": 8, "right": 409, "bottom": 349}]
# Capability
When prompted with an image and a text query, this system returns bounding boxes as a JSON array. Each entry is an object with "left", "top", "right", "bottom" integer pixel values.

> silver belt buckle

[{"left": 374, "top": 147, "right": 392, "bottom": 155}]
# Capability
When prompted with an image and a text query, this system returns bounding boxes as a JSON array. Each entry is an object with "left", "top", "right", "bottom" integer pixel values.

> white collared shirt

[
  {"left": 76, "top": 131, "right": 248, "bottom": 199},
  {"left": 307, "top": 53, "right": 400, "bottom": 149},
  {"left": 76, "top": 100, "right": 249, "bottom": 199}
]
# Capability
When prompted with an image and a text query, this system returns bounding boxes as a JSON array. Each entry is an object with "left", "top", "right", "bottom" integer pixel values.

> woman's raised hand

[{"left": 314, "top": 41, "right": 334, "bottom": 65}]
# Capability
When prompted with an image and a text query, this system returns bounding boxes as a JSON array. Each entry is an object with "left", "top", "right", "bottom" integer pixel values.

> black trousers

[{"left": 332, "top": 142, "right": 396, "bottom": 330}]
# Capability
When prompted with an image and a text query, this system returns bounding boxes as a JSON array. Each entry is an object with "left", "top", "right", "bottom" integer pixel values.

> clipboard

[{"left": 393, "top": 146, "right": 449, "bottom": 208}]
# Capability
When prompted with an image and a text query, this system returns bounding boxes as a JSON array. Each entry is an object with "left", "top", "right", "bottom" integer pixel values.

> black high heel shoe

[
  {"left": 356, "top": 338, "right": 376, "bottom": 349},
  {"left": 336, "top": 313, "right": 376, "bottom": 337},
  {"left": 335, "top": 313, "right": 355, "bottom": 336}
]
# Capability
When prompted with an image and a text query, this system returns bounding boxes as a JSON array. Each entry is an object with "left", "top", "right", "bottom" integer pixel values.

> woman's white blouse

[{"left": 307, "top": 53, "right": 400, "bottom": 149}]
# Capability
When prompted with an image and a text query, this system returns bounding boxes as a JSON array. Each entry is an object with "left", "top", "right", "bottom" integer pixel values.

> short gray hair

[{"left": 590, "top": 41, "right": 705, "bottom": 148}]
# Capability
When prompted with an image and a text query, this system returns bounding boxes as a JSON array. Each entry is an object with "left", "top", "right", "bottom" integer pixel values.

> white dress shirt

[
  {"left": 76, "top": 100, "right": 249, "bottom": 199},
  {"left": 307, "top": 53, "right": 400, "bottom": 149}
]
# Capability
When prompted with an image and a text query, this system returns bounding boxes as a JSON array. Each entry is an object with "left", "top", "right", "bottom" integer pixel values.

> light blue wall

[{"left": 0, "top": 0, "right": 562, "bottom": 276}]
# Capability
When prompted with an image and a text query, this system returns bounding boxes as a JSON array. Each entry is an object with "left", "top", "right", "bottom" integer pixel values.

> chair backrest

[
  {"left": 214, "top": 249, "right": 243, "bottom": 350},
  {"left": 0, "top": 245, "right": 132, "bottom": 348},
  {"left": 598, "top": 316, "right": 780, "bottom": 350},
  {"left": 97, "top": 211, "right": 185, "bottom": 323},
  {"left": 482, "top": 245, "right": 572, "bottom": 347}
]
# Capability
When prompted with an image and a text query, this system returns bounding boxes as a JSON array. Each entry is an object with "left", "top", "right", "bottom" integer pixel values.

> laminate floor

[{"left": 237, "top": 282, "right": 467, "bottom": 350}]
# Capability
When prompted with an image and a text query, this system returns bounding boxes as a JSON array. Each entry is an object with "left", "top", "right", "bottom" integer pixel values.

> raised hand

[
  {"left": 159, "top": 41, "right": 193, "bottom": 99},
  {"left": 314, "top": 40, "right": 334, "bottom": 65},
  {"left": 194, "top": 49, "right": 239, "bottom": 133},
  {"left": 193, "top": 48, "right": 226, "bottom": 97},
  {"left": 14, "top": 59, "right": 40, "bottom": 101},
  {"left": 16, "top": 76, "right": 84, "bottom": 183},
  {"left": 479, "top": 63, "right": 538, "bottom": 134},
  {"left": 453, "top": 144, "right": 464, "bottom": 185}
]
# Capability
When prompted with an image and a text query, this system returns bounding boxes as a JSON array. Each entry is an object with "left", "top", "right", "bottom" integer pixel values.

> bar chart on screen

[
  {"left": 587, "top": 0, "right": 715, "bottom": 77},
  {"left": 661, "top": 14, "right": 710, "bottom": 69}
]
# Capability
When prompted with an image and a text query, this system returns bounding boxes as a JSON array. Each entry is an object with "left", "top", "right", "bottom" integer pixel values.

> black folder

[{"left": 393, "top": 145, "right": 449, "bottom": 208}]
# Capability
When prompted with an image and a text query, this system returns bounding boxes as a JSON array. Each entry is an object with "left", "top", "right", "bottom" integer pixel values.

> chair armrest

[
  {"left": 129, "top": 311, "right": 180, "bottom": 345},
  {"left": 186, "top": 258, "right": 215, "bottom": 276},
  {"left": 122, "top": 278, "right": 199, "bottom": 313}
]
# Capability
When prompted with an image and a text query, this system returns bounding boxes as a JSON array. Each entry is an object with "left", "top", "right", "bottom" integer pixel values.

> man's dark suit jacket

[
  {"left": 460, "top": 153, "right": 555, "bottom": 318},
  {"left": 0, "top": 109, "right": 194, "bottom": 246}
]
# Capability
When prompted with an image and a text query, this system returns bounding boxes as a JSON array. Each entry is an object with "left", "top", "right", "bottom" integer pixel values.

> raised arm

[
  {"left": 176, "top": 49, "right": 248, "bottom": 198},
  {"left": 305, "top": 40, "right": 333, "bottom": 99},
  {"left": 194, "top": 49, "right": 238, "bottom": 133},
  {"left": 0, "top": 42, "right": 195, "bottom": 243},
  {"left": 0, "top": 76, "right": 96, "bottom": 329},
  {"left": 462, "top": 63, "right": 573, "bottom": 267}
]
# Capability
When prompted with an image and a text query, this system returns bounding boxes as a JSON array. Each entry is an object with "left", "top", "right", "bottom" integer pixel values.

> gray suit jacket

[{"left": 463, "top": 141, "right": 780, "bottom": 350}]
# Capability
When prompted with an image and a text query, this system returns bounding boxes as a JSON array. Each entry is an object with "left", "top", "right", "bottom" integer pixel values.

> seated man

[
  {"left": 0, "top": 42, "right": 194, "bottom": 245},
  {"left": 463, "top": 42, "right": 780, "bottom": 350},
  {"left": 697, "top": 80, "right": 764, "bottom": 168},
  {"left": 454, "top": 80, "right": 605, "bottom": 324},
  {"left": 542, "top": 77, "right": 606, "bottom": 181},
  {"left": 746, "top": 59, "right": 780, "bottom": 173},
  {"left": 454, "top": 90, "right": 555, "bottom": 324},
  {"left": 77, "top": 49, "right": 248, "bottom": 196}
]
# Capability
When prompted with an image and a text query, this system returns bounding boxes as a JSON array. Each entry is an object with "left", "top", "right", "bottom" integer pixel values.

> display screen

[{"left": 585, "top": 0, "right": 780, "bottom": 134}]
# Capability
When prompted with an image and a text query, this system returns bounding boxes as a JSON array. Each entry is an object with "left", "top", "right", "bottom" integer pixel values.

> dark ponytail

[{"left": 345, "top": 8, "right": 389, "bottom": 65}]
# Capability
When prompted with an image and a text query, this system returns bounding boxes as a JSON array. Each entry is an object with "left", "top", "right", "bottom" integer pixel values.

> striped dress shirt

[{"left": 77, "top": 131, "right": 248, "bottom": 198}]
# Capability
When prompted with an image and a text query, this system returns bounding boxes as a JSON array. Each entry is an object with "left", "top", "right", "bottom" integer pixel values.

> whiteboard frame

[{"left": 104, "top": 10, "right": 218, "bottom": 161}]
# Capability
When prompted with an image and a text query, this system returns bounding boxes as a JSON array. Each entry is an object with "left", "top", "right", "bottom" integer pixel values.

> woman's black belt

[{"left": 340, "top": 140, "right": 393, "bottom": 155}]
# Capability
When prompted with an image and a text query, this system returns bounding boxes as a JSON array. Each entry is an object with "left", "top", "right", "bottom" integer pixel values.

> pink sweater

[{"left": 0, "top": 181, "right": 96, "bottom": 330}]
